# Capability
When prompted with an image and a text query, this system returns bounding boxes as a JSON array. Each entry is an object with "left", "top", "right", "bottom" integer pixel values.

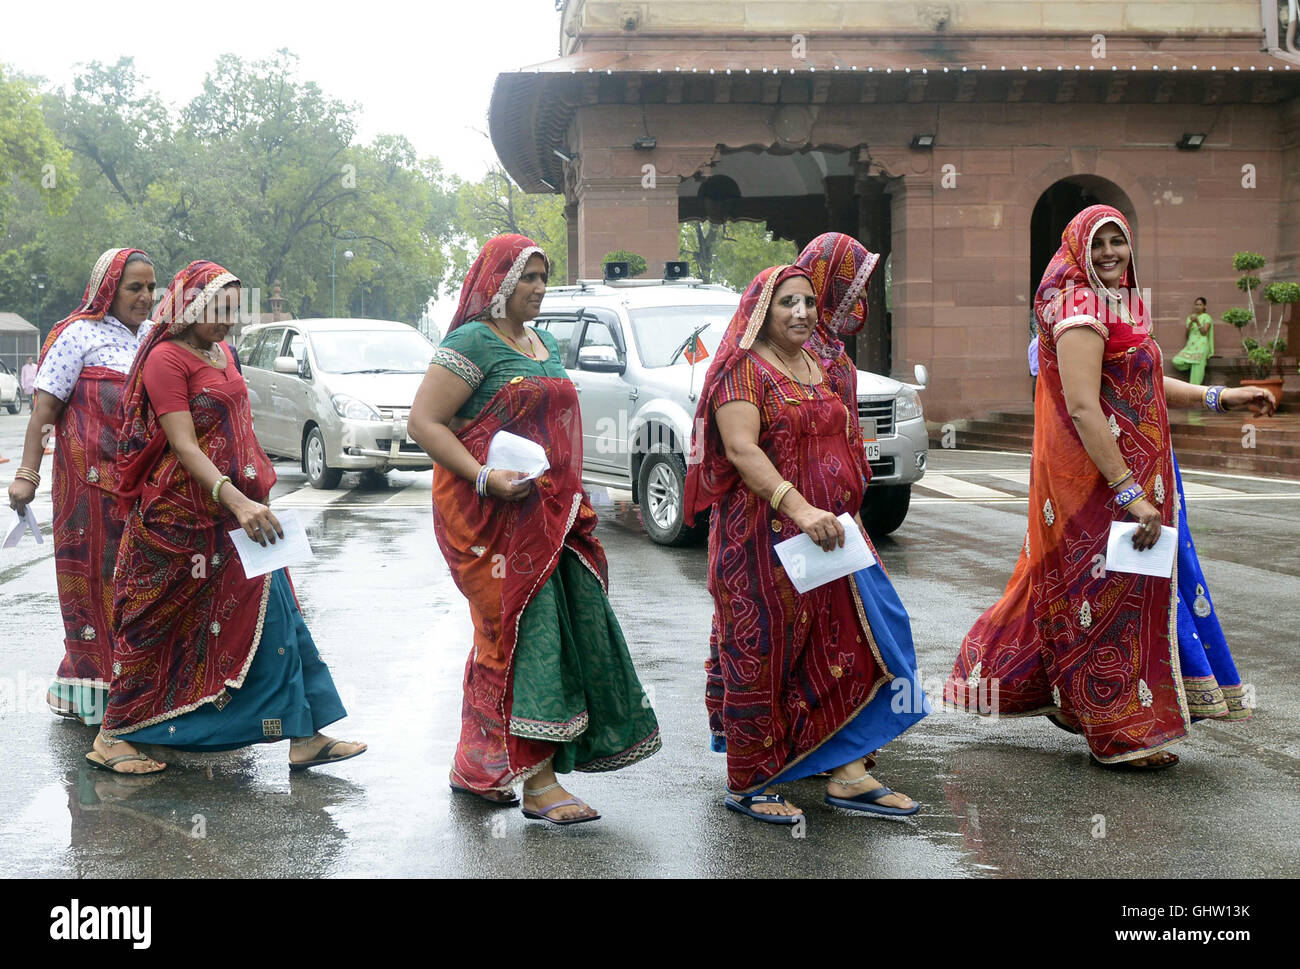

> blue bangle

[
  {"left": 1203, "top": 385, "right": 1227, "bottom": 414},
  {"left": 476, "top": 466, "right": 492, "bottom": 497},
  {"left": 1114, "top": 485, "right": 1145, "bottom": 509}
]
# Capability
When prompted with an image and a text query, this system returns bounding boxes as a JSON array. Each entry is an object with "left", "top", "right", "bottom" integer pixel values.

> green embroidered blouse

[{"left": 432, "top": 320, "right": 568, "bottom": 420}]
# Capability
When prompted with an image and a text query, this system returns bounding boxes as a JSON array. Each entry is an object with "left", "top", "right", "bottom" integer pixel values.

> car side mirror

[
  {"left": 577, "top": 345, "right": 624, "bottom": 374},
  {"left": 273, "top": 356, "right": 299, "bottom": 375},
  {"left": 913, "top": 363, "right": 929, "bottom": 389}
]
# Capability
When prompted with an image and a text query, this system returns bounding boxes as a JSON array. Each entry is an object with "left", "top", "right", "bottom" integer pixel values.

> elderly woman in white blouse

[{"left": 6, "top": 248, "right": 156, "bottom": 738}]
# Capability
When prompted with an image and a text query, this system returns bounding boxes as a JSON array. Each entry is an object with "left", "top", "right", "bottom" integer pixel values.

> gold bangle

[
  {"left": 770, "top": 480, "right": 795, "bottom": 512},
  {"left": 14, "top": 467, "right": 40, "bottom": 486},
  {"left": 1107, "top": 469, "right": 1134, "bottom": 490}
]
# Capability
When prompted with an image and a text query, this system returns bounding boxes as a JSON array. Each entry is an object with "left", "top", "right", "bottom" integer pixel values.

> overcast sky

[{"left": 0, "top": 0, "right": 564, "bottom": 180}]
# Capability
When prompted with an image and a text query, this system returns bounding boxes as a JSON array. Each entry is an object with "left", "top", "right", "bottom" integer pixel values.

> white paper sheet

[
  {"left": 1106, "top": 520, "right": 1177, "bottom": 578},
  {"left": 3, "top": 505, "right": 43, "bottom": 548},
  {"left": 485, "top": 430, "right": 550, "bottom": 482},
  {"left": 773, "top": 513, "right": 876, "bottom": 594},
  {"left": 228, "top": 509, "right": 314, "bottom": 579}
]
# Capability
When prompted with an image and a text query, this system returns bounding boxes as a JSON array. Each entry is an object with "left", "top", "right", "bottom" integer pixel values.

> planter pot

[{"left": 1240, "top": 377, "right": 1285, "bottom": 413}]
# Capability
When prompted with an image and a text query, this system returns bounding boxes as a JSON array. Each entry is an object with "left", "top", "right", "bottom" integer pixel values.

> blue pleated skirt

[{"left": 117, "top": 569, "right": 347, "bottom": 750}]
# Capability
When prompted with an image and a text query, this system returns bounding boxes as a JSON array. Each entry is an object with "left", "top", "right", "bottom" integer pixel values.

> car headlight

[
  {"left": 331, "top": 394, "right": 381, "bottom": 421},
  {"left": 895, "top": 386, "right": 924, "bottom": 422}
]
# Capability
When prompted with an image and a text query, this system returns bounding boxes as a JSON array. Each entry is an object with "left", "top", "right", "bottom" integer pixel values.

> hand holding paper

[
  {"left": 774, "top": 513, "right": 876, "bottom": 594},
  {"left": 1105, "top": 520, "right": 1177, "bottom": 578},
  {"left": 229, "top": 508, "right": 314, "bottom": 578},
  {"left": 485, "top": 430, "right": 550, "bottom": 483},
  {"left": 3, "top": 505, "right": 43, "bottom": 548}
]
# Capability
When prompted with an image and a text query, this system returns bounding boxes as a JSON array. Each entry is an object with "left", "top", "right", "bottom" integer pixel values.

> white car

[
  {"left": 534, "top": 276, "right": 928, "bottom": 545},
  {"left": 237, "top": 319, "right": 436, "bottom": 488},
  {"left": 0, "top": 361, "right": 20, "bottom": 414}
]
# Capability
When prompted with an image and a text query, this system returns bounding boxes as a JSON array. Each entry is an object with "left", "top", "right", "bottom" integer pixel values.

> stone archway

[{"left": 1030, "top": 175, "right": 1139, "bottom": 296}]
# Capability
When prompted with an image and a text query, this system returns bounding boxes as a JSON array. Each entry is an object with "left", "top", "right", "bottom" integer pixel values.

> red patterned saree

[
  {"left": 104, "top": 261, "right": 277, "bottom": 734},
  {"left": 41, "top": 248, "right": 147, "bottom": 710},
  {"left": 945, "top": 206, "right": 1190, "bottom": 762},
  {"left": 685, "top": 266, "right": 895, "bottom": 794}
]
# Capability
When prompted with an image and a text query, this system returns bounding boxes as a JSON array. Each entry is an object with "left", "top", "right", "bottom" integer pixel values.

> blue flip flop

[
  {"left": 824, "top": 786, "right": 920, "bottom": 817},
  {"left": 725, "top": 792, "right": 803, "bottom": 825}
]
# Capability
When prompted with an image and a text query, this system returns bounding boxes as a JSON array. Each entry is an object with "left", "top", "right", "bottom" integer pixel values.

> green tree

[
  {"left": 679, "top": 219, "right": 796, "bottom": 290},
  {"left": 450, "top": 167, "right": 567, "bottom": 292},
  {"left": 601, "top": 249, "right": 647, "bottom": 277},
  {"left": 0, "top": 65, "right": 77, "bottom": 234}
]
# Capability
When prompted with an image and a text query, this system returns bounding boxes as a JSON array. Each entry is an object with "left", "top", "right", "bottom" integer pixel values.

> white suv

[{"left": 534, "top": 277, "right": 928, "bottom": 545}]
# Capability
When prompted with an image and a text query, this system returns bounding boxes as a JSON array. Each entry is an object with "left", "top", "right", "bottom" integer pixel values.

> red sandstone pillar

[{"left": 576, "top": 175, "right": 682, "bottom": 279}]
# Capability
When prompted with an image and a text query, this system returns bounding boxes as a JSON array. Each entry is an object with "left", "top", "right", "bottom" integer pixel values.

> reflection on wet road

[{"left": 2, "top": 439, "right": 1297, "bottom": 877}]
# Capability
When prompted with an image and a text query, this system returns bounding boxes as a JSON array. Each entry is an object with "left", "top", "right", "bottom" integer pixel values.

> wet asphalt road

[{"left": 1, "top": 410, "right": 1298, "bottom": 878}]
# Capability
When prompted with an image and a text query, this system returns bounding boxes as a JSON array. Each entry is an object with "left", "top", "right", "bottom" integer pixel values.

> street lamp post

[{"left": 330, "top": 231, "right": 357, "bottom": 317}]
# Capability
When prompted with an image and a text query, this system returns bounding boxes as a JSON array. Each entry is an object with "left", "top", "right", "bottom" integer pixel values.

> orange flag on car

[{"left": 684, "top": 335, "right": 709, "bottom": 365}]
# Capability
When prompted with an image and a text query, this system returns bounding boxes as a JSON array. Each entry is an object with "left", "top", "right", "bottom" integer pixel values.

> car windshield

[
  {"left": 309, "top": 329, "right": 434, "bottom": 374},
  {"left": 627, "top": 305, "right": 737, "bottom": 368}
]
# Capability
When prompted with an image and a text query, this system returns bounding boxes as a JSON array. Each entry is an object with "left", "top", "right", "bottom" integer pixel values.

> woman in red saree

[
  {"left": 945, "top": 205, "right": 1274, "bottom": 767},
  {"left": 795, "top": 231, "right": 880, "bottom": 409},
  {"left": 409, "top": 234, "right": 660, "bottom": 826},
  {"left": 93, "top": 260, "right": 366, "bottom": 774},
  {"left": 685, "top": 265, "right": 926, "bottom": 824},
  {"left": 6, "top": 248, "right": 155, "bottom": 726}
]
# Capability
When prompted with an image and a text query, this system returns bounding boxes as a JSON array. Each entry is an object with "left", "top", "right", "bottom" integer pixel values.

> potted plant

[{"left": 1223, "top": 252, "right": 1294, "bottom": 409}]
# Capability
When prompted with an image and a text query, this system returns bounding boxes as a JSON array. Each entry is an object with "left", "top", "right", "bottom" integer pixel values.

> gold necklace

[
  {"left": 763, "top": 340, "right": 817, "bottom": 400},
  {"left": 492, "top": 322, "right": 537, "bottom": 359},
  {"left": 187, "top": 338, "right": 223, "bottom": 365}
]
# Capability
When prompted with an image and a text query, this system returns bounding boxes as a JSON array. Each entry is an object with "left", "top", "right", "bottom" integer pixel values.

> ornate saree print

[
  {"left": 945, "top": 206, "right": 1192, "bottom": 762},
  {"left": 41, "top": 248, "right": 147, "bottom": 720},
  {"left": 105, "top": 260, "right": 278, "bottom": 733},
  {"left": 686, "top": 267, "right": 925, "bottom": 794},
  {"left": 435, "top": 235, "right": 659, "bottom": 792}
]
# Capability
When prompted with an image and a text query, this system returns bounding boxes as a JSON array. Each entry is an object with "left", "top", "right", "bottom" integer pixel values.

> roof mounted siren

[
  {"left": 604, "top": 261, "right": 630, "bottom": 282},
  {"left": 664, "top": 261, "right": 690, "bottom": 280}
]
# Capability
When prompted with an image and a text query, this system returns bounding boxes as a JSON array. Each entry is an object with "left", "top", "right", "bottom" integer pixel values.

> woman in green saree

[{"left": 408, "top": 234, "right": 660, "bottom": 827}]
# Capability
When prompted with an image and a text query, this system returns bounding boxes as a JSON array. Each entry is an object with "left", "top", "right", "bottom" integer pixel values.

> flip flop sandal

[
  {"left": 724, "top": 792, "right": 803, "bottom": 825},
  {"left": 289, "top": 739, "right": 367, "bottom": 772},
  {"left": 450, "top": 783, "right": 520, "bottom": 806},
  {"left": 521, "top": 798, "right": 601, "bottom": 826},
  {"left": 1098, "top": 752, "right": 1180, "bottom": 771},
  {"left": 85, "top": 751, "right": 166, "bottom": 775},
  {"left": 824, "top": 786, "right": 920, "bottom": 817}
]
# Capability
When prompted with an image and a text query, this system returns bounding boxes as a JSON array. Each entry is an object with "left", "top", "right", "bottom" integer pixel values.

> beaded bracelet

[
  {"left": 1107, "top": 468, "right": 1134, "bottom": 490},
  {"left": 1113, "top": 485, "right": 1146, "bottom": 509},
  {"left": 476, "top": 466, "right": 493, "bottom": 497},
  {"left": 211, "top": 474, "right": 231, "bottom": 503},
  {"left": 1203, "top": 385, "right": 1227, "bottom": 414},
  {"left": 770, "top": 480, "right": 795, "bottom": 511}
]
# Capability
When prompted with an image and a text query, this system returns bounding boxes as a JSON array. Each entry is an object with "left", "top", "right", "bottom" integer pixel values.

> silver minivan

[
  {"left": 237, "top": 318, "right": 436, "bottom": 488},
  {"left": 534, "top": 277, "right": 928, "bottom": 545}
]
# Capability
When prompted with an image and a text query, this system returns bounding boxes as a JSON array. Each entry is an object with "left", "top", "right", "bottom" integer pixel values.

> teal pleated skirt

[{"left": 116, "top": 569, "right": 347, "bottom": 751}]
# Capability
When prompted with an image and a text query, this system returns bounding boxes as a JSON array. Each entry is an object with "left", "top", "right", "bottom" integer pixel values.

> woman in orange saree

[
  {"left": 409, "top": 235, "right": 660, "bottom": 826},
  {"left": 944, "top": 205, "right": 1274, "bottom": 766}
]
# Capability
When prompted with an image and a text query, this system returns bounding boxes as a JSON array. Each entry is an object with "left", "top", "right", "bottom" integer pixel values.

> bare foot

[
  {"left": 1124, "top": 751, "right": 1179, "bottom": 769},
  {"left": 450, "top": 771, "right": 517, "bottom": 803},
  {"left": 86, "top": 733, "right": 166, "bottom": 774}
]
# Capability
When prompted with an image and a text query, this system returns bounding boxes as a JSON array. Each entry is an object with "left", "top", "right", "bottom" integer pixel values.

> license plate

[{"left": 865, "top": 442, "right": 881, "bottom": 461}]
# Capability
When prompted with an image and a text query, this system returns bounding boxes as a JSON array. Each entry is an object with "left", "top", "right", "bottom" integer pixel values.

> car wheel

[
  {"left": 862, "top": 484, "right": 910, "bottom": 538},
  {"left": 5, "top": 403, "right": 17, "bottom": 415},
  {"left": 304, "top": 426, "right": 342, "bottom": 490},
  {"left": 637, "top": 451, "right": 707, "bottom": 547}
]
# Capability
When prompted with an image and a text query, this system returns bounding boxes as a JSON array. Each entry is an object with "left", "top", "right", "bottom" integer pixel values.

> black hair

[{"left": 1195, "top": 296, "right": 1207, "bottom": 304}]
